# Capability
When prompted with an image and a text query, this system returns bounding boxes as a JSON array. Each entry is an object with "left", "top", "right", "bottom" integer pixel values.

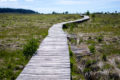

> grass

[
  {"left": 0, "top": 13, "right": 81, "bottom": 79},
  {"left": 23, "top": 38, "right": 39, "bottom": 59},
  {"left": 88, "top": 44, "right": 95, "bottom": 54},
  {"left": 115, "top": 59, "right": 120, "bottom": 69},
  {"left": 83, "top": 59, "right": 97, "bottom": 73},
  {"left": 0, "top": 49, "right": 27, "bottom": 79},
  {"left": 103, "top": 63, "right": 113, "bottom": 70},
  {"left": 65, "top": 14, "right": 120, "bottom": 35},
  {"left": 96, "top": 35, "right": 103, "bottom": 43},
  {"left": 64, "top": 13, "right": 120, "bottom": 80},
  {"left": 101, "top": 54, "right": 107, "bottom": 61},
  {"left": 69, "top": 46, "right": 85, "bottom": 80}
]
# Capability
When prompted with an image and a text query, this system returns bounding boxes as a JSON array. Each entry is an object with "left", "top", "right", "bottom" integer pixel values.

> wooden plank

[{"left": 16, "top": 16, "right": 89, "bottom": 80}]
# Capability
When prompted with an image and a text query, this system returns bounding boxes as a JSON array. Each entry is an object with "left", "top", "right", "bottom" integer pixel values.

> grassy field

[
  {"left": 64, "top": 13, "right": 120, "bottom": 80},
  {"left": 0, "top": 13, "right": 81, "bottom": 80}
]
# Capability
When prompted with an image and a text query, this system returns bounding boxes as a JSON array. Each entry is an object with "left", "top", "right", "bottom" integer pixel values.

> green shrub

[
  {"left": 70, "top": 38, "right": 77, "bottom": 45},
  {"left": 83, "top": 68, "right": 91, "bottom": 73},
  {"left": 0, "top": 49, "right": 27, "bottom": 79},
  {"left": 1, "top": 24, "right": 7, "bottom": 27},
  {"left": 91, "top": 14, "right": 95, "bottom": 18},
  {"left": 69, "top": 46, "right": 73, "bottom": 57},
  {"left": 23, "top": 38, "right": 39, "bottom": 59},
  {"left": 115, "top": 59, "right": 120, "bottom": 69},
  {"left": 103, "top": 64, "right": 113, "bottom": 69},
  {"left": 86, "top": 10, "right": 90, "bottom": 15},
  {"left": 85, "top": 60, "right": 96, "bottom": 67},
  {"left": 97, "top": 35, "right": 103, "bottom": 43},
  {"left": 87, "top": 40, "right": 96, "bottom": 44},
  {"left": 69, "top": 45, "right": 81, "bottom": 78},
  {"left": 69, "top": 23, "right": 75, "bottom": 31},
  {"left": 117, "top": 64, "right": 120, "bottom": 69},
  {"left": 63, "top": 23, "right": 78, "bottom": 32},
  {"left": 88, "top": 44, "right": 95, "bottom": 53},
  {"left": 102, "top": 54, "right": 107, "bottom": 61}
]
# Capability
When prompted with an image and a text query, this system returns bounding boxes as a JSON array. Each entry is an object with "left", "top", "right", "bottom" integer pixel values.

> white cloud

[
  {"left": 57, "top": 0, "right": 120, "bottom": 5},
  {"left": 25, "top": 0, "right": 33, "bottom": 2},
  {"left": 57, "top": 0, "right": 90, "bottom": 5},
  {"left": 0, "top": 0, "right": 17, "bottom": 2},
  {"left": 9, "top": 0, "right": 17, "bottom": 1},
  {"left": 0, "top": 0, "right": 7, "bottom": 2}
]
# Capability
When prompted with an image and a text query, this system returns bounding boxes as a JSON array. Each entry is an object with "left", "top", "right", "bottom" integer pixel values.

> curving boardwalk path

[{"left": 16, "top": 16, "right": 89, "bottom": 80}]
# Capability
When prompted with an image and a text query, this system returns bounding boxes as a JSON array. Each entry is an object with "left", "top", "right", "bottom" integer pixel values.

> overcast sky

[{"left": 0, "top": 0, "right": 120, "bottom": 13}]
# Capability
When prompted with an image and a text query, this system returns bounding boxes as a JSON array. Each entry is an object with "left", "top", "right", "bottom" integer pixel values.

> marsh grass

[
  {"left": 23, "top": 38, "right": 39, "bottom": 59},
  {"left": 0, "top": 49, "right": 27, "bottom": 80},
  {"left": 65, "top": 14, "right": 120, "bottom": 35},
  {"left": 0, "top": 14, "right": 81, "bottom": 79},
  {"left": 65, "top": 13, "right": 120, "bottom": 80},
  {"left": 103, "top": 63, "right": 113, "bottom": 70},
  {"left": 88, "top": 44, "right": 95, "bottom": 54},
  {"left": 69, "top": 46, "right": 85, "bottom": 80},
  {"left": 102, "top": 54, "right": 107, "bottom": 61}
]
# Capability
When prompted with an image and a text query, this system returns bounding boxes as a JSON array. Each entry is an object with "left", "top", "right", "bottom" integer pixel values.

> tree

[
  {"left": 0, "top": 8, "right": 38, "bottom": 14},
  {"left": 52, "top": 11, "right": 57, "bottom": 14},
  {"left": 86, "top": 10, "right": 90, "bottom": 15},
  {"left": 115, "top": 11, "right": 117, "bottom": 13},
  {"left": 65, "top": 11, "right": 69, "bottom": 14}
]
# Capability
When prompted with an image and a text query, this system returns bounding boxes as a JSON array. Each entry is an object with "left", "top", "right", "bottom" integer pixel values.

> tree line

[{"left": 0, "top": 8, "right": 38, "bottom": 14}]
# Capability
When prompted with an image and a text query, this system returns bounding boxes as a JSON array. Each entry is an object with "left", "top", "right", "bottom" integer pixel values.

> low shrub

[
  {"left": 87, "top": 40, "right": 96, "bottom": 44},
  {"left": 102, "top": 54, "right": 107, "bottom": 61},
  {"left": 69, "top": 46, "right": 73, "bottom": 57},
  {"left": 103, "top": 64, "right": 113, "bottom": 69},
  {"left": 88, "top": 44, "right": 95, "bottom": 54},
  {"left": 91, "top": 14, "right": 95, "bottom": 18},
  {"left": 23, "top": 38, "right": 39, "bottom": 59},
  {"left": 0, "top": 49, "right": 27, "bottom": 79},
  {"left": 1, "top": 24, "right": 7, "bottom": 27},
  {"left": 115, "top": 59, "right": 120, "bottom": 69},
  {"left": 83, "top": 68, "right": 91, "bottom": 73},
  {"left": 85, "top": 60, "right": 96, "bottom": 67},
  {"left": 97, "top": 35, "right": 103, "bottom": 43}
]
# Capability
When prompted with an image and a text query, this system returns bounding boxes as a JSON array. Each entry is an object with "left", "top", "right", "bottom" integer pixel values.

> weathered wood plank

[{"left": 16, "top": 16, "right": 89, "bottom": 80}]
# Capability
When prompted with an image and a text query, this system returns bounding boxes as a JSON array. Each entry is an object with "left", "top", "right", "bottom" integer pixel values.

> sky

[{"left": 0, "top": 0, "right": 120, "bottom": 13}]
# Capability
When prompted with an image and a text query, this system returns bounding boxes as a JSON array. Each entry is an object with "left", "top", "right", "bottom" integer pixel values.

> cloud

[
  {"left": 9, "top": 0, "right": 17, "bottom": 1},
  {"left": 0, "top": 0, "right": 17, "bottom": 2},
  {"left": 57, "top": 0, "right": 90, "bottom": 5},
  {"left": 0, "top": 0, "right": 7, "bottom": 2},
  {"left": 57, "top": 0, "right": 120, "bottom": 5},
  {"left": 25, "top": 0, "right": 33, "bottom": 2},
  {"left": 35, "top": 7, "right": 62, "bottom": 13}
]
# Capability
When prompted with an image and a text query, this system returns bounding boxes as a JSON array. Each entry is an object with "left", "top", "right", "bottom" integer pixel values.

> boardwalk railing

[{"left": 16, "top": 15, "right": 89, "bottom": 80}]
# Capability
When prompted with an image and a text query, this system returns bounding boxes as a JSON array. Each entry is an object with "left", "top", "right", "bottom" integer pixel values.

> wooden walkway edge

[{"left": 16, "top": 16, "right": 89, "bottom": 80}]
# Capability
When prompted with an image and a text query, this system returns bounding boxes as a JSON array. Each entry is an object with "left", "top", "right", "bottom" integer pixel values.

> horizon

[{"left": 0, "top": 0, "right": 120, "bottom": 14}]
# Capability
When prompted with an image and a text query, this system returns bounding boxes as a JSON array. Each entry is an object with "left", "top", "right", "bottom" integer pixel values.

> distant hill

[{"left": 0, "top": 8, "right": 38, "bottom": 14}]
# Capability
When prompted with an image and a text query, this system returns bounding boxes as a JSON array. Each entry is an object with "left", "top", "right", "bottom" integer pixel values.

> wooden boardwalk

[{"left": 16, "top": 16, "right": 89, "bottom": 80}]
